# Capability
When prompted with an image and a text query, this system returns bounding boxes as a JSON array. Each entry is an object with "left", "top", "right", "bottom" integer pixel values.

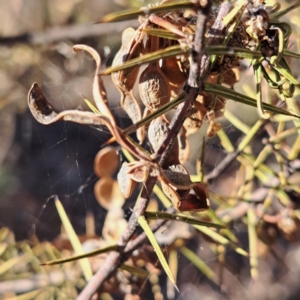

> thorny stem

[{"left": 77, "top": 1, "right": 237, "bottom": 299}]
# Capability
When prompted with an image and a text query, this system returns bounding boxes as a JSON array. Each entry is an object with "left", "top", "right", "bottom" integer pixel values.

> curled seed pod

[
  {"left": 94, "top": 147, "right": 119, "bottom": 178},
  {"left": 148, "top": 116, "right": 179, "bottom": 166},
  {"left": 139, "top": 63, "right": 171, "bottom": 111},
  {"left": 94, "top": 177, "right": 125, "bottom": 210},
  {"left": 117, "top": 162, "right": 137, "bottom": 198}
]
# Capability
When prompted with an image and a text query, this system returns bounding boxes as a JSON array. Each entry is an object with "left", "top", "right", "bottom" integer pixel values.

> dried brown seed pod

[
  {"left": 122, "top": 92, "right": 145, "bottom": 143},
  {"left": 117, "top": 162, "right": 137, "bottom": 198},
  {"left": 148, "top": 116, "right": 179, "bottom": 166},
  {"left": 160, "top": 163, "right": 210, "bottom": 212},
  {"left": 94, "top": 177, "right": 125, "bottom": 210},
  {"left": 94, "top": 147, "right": 119, "bottom": 178},
  {"left": 183, "top": 183, "right": 209, "bottom": 212},
  {"left": 139, "top": 63, "right": 171, "bottom": 111},
  {"left": 161, "top": 179, "right": 209, "bottom": 212},
  {"left": 161, "top": 164, "right": 192, "bottom": 190}
]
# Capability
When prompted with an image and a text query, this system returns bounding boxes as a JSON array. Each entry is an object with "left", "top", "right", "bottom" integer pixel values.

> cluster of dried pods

[{"left": 27, "top": 0, "right": 287, "bottom": 214}]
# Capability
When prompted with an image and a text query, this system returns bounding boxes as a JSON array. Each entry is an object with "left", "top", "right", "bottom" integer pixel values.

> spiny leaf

[
  {"left": 144, "top": 211, "right": 226, "bottom": 228},
  {"left": 99, "top": 1, "right": 196, "bottom": 23},
  {"left": 102, "top": 45, "right": 188, "bottom": 75},
  {"left": 40, "top": 245, "right": 118, "bottom": 266},
  {"left": 54, "top": 197, "right": 93, "bottom": 281},
  {"left": 205, "top": 83, "right": 300, "bottom": 118},
  {"left": 138, "top": 215, "right": 179, "bottom": 291}
]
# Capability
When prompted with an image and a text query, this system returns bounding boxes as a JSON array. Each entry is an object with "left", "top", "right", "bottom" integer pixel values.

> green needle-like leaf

[
  {"left": 205, "top": 46, "right": 262, "bottom": 59},
  {"left": 40, "top": 245, "right": 118, "bottom": 266},
  {"left": 54, "top": 197, "right": 93, "bottom": 281},
  {"left": 144, "top": 211, "right": 226, "bottom": 228},
  {"left": 273, "top": 61, "right": 300, "bottom": 87},
  {"left": 138, "top": 216, "right": 179, "bottom": 291},
  {"left": 205, "top": 83, "right": 300, "bottom": 118},
  {"left": 102, "top": 45, "right": 188, "bottom": 75},
  {"left": 284, "top": 49, "right": 300, "bottom": 60}
]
